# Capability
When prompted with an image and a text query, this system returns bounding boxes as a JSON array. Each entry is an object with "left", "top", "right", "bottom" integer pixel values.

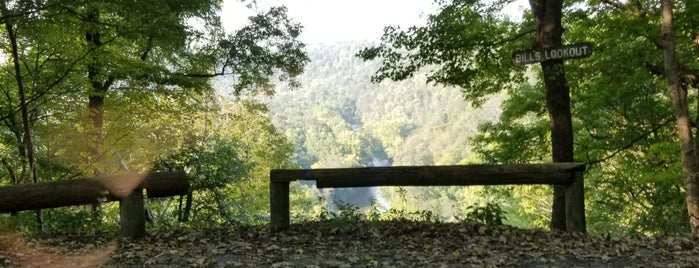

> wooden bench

[
  {"left": 0, "top": 171, "right": 188, "bottom": 239},
  {"left": 270, "top": 163, "right": 585, "bottom": 232}
]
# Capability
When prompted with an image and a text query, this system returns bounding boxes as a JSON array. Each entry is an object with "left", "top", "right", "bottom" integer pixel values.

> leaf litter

[{"left": 1, "top": 220, "right": 698, "bottom": 267}]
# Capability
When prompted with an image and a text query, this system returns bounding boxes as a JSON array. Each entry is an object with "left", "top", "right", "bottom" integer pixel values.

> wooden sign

[{"left": 513, "top": 42, "right": 593, "bottom": 65}]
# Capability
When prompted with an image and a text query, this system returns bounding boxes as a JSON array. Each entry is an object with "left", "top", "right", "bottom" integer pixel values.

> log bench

[
  {"left": 270, "top": 163, "right": 585, "bottom": 232},
  {"left": 0, "top": 171, "right": 188, "bottom": 239}
]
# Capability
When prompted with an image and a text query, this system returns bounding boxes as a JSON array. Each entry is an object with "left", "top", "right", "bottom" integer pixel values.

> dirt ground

[{"left": 1, "top": 221, "right": 698, "bottom": 267}]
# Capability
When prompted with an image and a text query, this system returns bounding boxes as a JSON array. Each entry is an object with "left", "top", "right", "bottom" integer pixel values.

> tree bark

[
  {"left": 85, "top": 6, "right": 104, "bottom": 174},
  {"left": 660, "top": 0, "right": 699, "bottom": 233},
  {"left": 529, "top": 0, "right": 574, "bottom": 232},
  {"left": 84, "top": 5, "right": 113, "bottom": 213}
]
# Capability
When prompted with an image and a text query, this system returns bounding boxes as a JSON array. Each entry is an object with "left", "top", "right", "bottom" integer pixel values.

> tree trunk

[
  {"left": 528, "top": 0, "right": 574, "bottom": 232},
  {"left": 85, "top": 6, "right": 104, "bottom": 173},
  {"left": 84, "top": 5, "right": 113, "bottom": 213},
  {"left": 660, "top": 0, "right": 699, "bottom": 233},
  {"left": 4, "top": 10, "right": 42, "bottom": 227}
]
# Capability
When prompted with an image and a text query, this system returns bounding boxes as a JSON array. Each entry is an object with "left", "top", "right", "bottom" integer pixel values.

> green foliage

[
  {"left": 465, "top": 202, "right": 507, "bottom": 226},
  {"left": 291, "top": 195, "right": 364, "bottom": 229},
  {"left": 289, "top": 187, "right": 443, "bottom": 226},
  {"left": 357, "top": 0, "right": 529, "bottom": 106},
  {"left": 365, "top": 198, "right": 383, "bottom": 222},
  {"left": 0, "top": 0, "right": 307, "bottom": 233},
  {"left": 289, "top": 183, "right": 326, "bottom": 223},
  {"left": 0, "top": 213, "right": 42, "bottom": 234},
  {"left": 144, "top": 99, "right": 300, "bottom": 226},
  {"left": 222, "top": 6, "right": 309, "bottom": 95},
  {"left": 213, "top": 100, "right": 299, "bottom": 225},
  {"left": 354, "top": 0, "right": 698, "bottom": 234},
  {"left": 380, "top": 208, "right": 442, "bottom": 223},
  {"left": 266, "top": 41, "right": 500, "bottom": 232},
  {"left": 368, "top": 187, "right": 443, "bottom": 222},
  {"left": 467, "top": 0, "right": 693, "bottom": 234},
  {"left": 472, "top": 84, "right": 551, "bottom": 164},
  {"left": 268, "top": 42, "right": 500, "bottom": 170},
  {"left": 0, "top": 204, "right": 121, "bottom": 234},
  {"left": 0, "top": 0, "right": 308, "bottom": 174},
  {"left": 3, "top": 0, "right": 697, "bottom": 238},
  {"left": 154, "top": 135, "right": 249, "bottom": 191},
  {"left": 323, "top": 201, "right": 364, "bottom": 228},
  {"left": 41, "top": 205, "right": 120, "bottom": 234}
]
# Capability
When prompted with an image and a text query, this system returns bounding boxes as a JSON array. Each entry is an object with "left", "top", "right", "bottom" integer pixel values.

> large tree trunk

[
  {"left": 529, "top": 0, "right": 574, "bottom": 231},
  {"left": 660, "top": 0, "right": 699, "bottom": 233},
  {"left": 84, "top": 5, "right": 113, "bottom": 213}
]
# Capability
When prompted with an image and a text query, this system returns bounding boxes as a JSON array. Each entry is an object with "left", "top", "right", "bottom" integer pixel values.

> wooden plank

[
  {"left": 565, "top": 170, "right": 586, "bottom": 233},
  {"left": 120, "top": 189, "right": 145, "bottom": 239},
  {"left": 269, "top": 181, "right": 290, "bottom": 232},
  {"left": 0, "top": 171, "right": 188, "bottom": 213},
  {"left": 270, "top": 163, "right": 586, "bottom": 188}
]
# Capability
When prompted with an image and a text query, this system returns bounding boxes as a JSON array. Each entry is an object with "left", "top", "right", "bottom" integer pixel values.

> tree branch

[
  {"left": 1, "top": 157, "right": 18, "bottom": 185},
  {"left": 587, "top": 117, "right": 675, "bottom": 166},
  {"left": 140, "top": 38, "right": 153, "bottom": 61},
  {"left": 0, "top": 44, "right": 99, "bottom": 122},
  {"left": 487, "top": 28, "right": 535, "bottom": 47},
  {"left": 181, "top": 71, "right": 229, "bottom": 78}
]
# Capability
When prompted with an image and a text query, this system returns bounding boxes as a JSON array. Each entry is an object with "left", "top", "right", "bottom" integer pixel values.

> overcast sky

[
  {"left": 221, "top": 0, "right": 528, "bottom": 44},
  {"left": 221, "top": 0, "right": 437, "bottom": 44}
]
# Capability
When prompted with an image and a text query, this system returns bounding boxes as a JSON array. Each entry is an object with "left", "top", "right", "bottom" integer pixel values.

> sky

[
  {"left": 221, "top": 0, "right": 529, "bottom": 45},
  {"left": 221, "top": 0, "right": 437, "bottom": 44}
]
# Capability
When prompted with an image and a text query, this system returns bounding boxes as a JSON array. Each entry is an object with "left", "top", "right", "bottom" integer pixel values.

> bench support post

[
  {"left": 270, "top": 181, "right": 290, "bottom": 232},
  {"left": 120, "top": 189, "right": 145, "bottom": 239},
  {"left": 565, "top": 170, "right": 586, "bottom": 233}
]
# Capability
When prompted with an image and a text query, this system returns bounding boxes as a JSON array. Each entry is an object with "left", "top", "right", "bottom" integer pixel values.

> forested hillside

[
  {"left": 268, "top": 41, "right": 501, "bottom": 168},
  {"left": 264, "top": 41, "right": 501, "bottom": 215}
]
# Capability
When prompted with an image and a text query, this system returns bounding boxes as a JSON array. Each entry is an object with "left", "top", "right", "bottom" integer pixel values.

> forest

[{"left": 1, "top": 0, "right": 699, "bottom": 266}]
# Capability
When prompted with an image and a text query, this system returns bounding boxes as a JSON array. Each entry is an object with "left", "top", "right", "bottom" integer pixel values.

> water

[{"left": 327, "top": 156, "right": 392, "bottom": 212}]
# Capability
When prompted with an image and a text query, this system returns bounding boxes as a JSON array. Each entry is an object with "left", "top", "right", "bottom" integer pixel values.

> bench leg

[
  {"left": 565, "top": 171, "right": 586, "bottom": 233},
  {"left": 270, "top": 181, "right": 290, "bottom": 232},
  {"left": 120, "top": 189, "right": 145, "bottom": 239}
]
